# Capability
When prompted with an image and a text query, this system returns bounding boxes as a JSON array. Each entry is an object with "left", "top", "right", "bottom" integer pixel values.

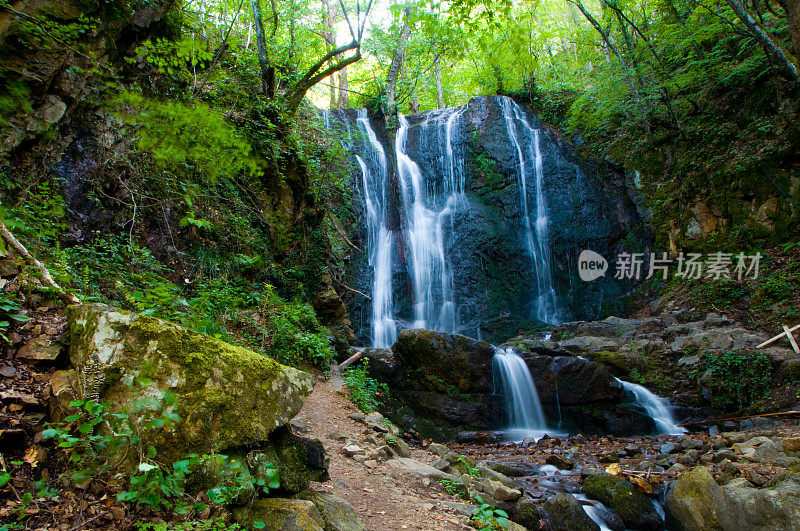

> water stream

[
  {"left": 618, "top": 379, "right": 686, "bottom": 435},
  {"left": 395, "top": 113, "right": 459, "bottom": 333}
]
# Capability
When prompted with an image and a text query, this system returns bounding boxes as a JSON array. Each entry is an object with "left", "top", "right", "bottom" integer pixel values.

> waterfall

[
  {"left": 354, "top": 110, "right": 396, "bottom": 347},
  {"left": 618, "top": 379, "right": 686, "bottom": 435},
  {"left": 492, "top": 347, "right": 548, "bottom": 440},
  {"left": 395, "top": 113, "right": 459, "bottom": 333},
  {"left": 497, "top": 97, "right": 559, "bottom": 324},
  {"left": 326, "top": 99, "right": 561, "bottom": 345}
]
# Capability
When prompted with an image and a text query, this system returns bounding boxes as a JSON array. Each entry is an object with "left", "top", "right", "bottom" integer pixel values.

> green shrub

[
  {"left": 692, "top": 350, "right": 772, "bottom": 410},
  {"left": 116, "top": 92, "right": 261, "bottom": 184},
  {"left": 42, "top": 391, "right": 278, "bottom": 517},
  {"left": 0, "top": 291, "right": 30, "bottom": 343},
  {"left": 343, "top": 360, "right": 389, "bottom": 413}
]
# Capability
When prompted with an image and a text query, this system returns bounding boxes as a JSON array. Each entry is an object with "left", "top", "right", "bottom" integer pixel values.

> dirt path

[{"left": 298, "top": 376, "right": 474, "bottom": 531}]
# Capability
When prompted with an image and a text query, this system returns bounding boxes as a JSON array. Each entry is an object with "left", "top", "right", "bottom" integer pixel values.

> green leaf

[
  {"left": 41, "top": 428, "right": 59, "bottom": 439},
  {"left": 253, "top": 523, "right": 266, "bottom": 529},
  {"left": 0, "top": 472, "right": 10, "bottom": 487}
]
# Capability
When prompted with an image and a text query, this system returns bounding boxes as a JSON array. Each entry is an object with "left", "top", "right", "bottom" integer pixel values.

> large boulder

[
  {"left": 667, "top": 466, "right": 800, "bottom": 530},
  {"left": 298, "top": 489, "right": 366, "bottom": 531},
  {"left": 232, "top": 498, "right": 325, "bottom": 530},
  {"left": 392, "top": 328, "right": 495, "bottom": 393},
  {"left": 63, "top": 304, "right": 315, "bottom": 462},
  {"left": 524, "top": 355, "right": 623, "bottom": 405},
  {"left": 665, "top": 466, "right": 733, "bottom": 530}
]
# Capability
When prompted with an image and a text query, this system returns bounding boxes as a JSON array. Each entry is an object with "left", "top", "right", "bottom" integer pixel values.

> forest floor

[{"left": 299, "top": 376, "right": 474, "bottom": 530}]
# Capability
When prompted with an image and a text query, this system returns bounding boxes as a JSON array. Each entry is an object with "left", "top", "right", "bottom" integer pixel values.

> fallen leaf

[
  {"left": 24, "top": 445, "right": 41, "bottom": 467},
  {"left": 605, "top": 463, "right": 622, "bottom": 476},
  {"left": 628, "top": 475, "right": 654, "bottom": 494}
]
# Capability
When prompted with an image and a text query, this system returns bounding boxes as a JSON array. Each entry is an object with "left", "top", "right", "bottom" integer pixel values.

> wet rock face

[
  {"left": 346, "top": 96, "right": 647, "bottom": 345},
  {"left": 524, "top": 355, "right": 623, "bottom": 405},
  {"left": 387, "top": 329, "right": 500, "bottom": 437},
  {"left": 379, "top": 328, "right": 655, "bottom": 438}
]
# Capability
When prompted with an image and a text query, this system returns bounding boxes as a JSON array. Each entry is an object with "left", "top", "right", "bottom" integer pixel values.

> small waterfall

[
  {"left": 354, "top": 110, "right": 396, "bottom": 347},
  {"left": 497, "top": 97, "right": 559, "bottom": 324},
  {"left": 573, "top": 494, "right": 614, "bottom": 531},
  {"left": 395, "top": 113, "right": 458, "bottom": 333},
  {"left": 492, "top": 347, "right": 548, "bottom": 440},
  {"left": 618, "top": 379, "right": 686, "bottom": 435}
]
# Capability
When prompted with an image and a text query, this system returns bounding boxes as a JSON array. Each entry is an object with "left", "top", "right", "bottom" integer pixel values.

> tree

[{"left": 724, "top": 0, "right": 799, "bottom": 80}]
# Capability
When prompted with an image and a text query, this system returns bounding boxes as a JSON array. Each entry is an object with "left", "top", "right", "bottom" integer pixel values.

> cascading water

[
  {"left": 498, "top": 97, "right": 559, "bottom": 324},
  {"left": 328, "top": 99, "right": 562, "bottom": 345},
  {"left": 618, "top": 379, "right": 686, "bottom": 435},
  {"left": 353, "top": 110, "right": 397, "bottom": 347},
  {"left": 492, "top": 346, "right": 548, "bottom": 440},
  {"left": 395, "top": 112, "right": 461, "bottom": 333}
]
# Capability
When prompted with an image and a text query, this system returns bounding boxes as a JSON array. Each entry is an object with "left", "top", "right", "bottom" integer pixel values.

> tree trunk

[
  {"left": 778, "top": 0, "right": 800, "bottom": 69},
  {"left": 329, "top": 75, "right": 337, "bottom": 108},
  {"left": 435, "top": 56, "right": 444, "bottom": 109},
  {"left": 321, "top": 0, "right": 338, "bottom": 108},
  {"left": 384, "top": 6, "right": 413, "bottom": 116},
  {"left": 250, "top": 0, "right": 274, "bottom": 97},
  {"left": 409, "top": 91, "right": 419, "bottom": 113},
  {"left": 572, "top": 0, "right": 651, "bottom": 135},
  {"left": 338, "top": 66, "right": 349, "bottom": 108},
  {"left": 726, "top": 0, "right": 799, "bottom": 79}
]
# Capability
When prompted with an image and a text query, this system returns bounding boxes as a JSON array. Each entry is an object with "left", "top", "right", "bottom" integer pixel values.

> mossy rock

[
  {"left": 665, "top": 466, "right": 732, "bottom": 530},
  {"left": 66, "top": 304, "right": 315, "bottom": 464},
  {"left": 583, "top": 472, "right": 661, "bottom": 529},
  {"left": 542, "top": 493, "right": 599, "bottom": 531},
  {"left": 232, "top": 498, "right": 325, "bottom": 530},
  {"left": 247, "top": 427, "right": 329, "bottom": 494}
]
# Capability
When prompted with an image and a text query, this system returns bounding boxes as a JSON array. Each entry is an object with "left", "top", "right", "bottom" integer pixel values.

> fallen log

[
  {"left": 677, "top": 410, "right": 800, "bottom": 428},
  {"left": 0, "top": 220, "right": 80, "bottom": 305},
  {"left": 338, "top": 350, "right": 365, "bottom": 370}
]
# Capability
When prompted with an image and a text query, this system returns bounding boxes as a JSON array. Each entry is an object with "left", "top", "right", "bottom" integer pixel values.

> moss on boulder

[
  {"left": 297, "top": 489, "right": 366, "bottom": 531},
  {"left": 583, "top": 472, "right": 661, "bottom": 530},
  {"left": 232, "top": 498, "right": 325, "bottom": 530},
  {"left": 65, "top": 304, "right": 315, "bottom": 463},
  {"left": 542, "top": 493, "right": 600, "bottom": 530}
]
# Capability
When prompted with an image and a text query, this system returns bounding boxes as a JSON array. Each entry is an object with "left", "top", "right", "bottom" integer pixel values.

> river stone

[
  {"left": 388, "top": 457, "right": 458, "bottom": 481},
  {"left": 298, "top": 489, "right": 366, "bottom": 531},
  {"left": 480, "top": 460, "right": 539, "bottom": 477},
  {"left": 65, "top": 304, "right": 314, "bottom": 463},
  {"left": 542, "top": 493, "right": 600, "bottom": 530},
  {"left": 583, "top": 472, "right": 662, "bottom": 530},
  {"left": 232, "top": 498, "right": 325, "bottom": 530},
  {"left": 16, "top": 336, "right": 63, "bottom": 364}
]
